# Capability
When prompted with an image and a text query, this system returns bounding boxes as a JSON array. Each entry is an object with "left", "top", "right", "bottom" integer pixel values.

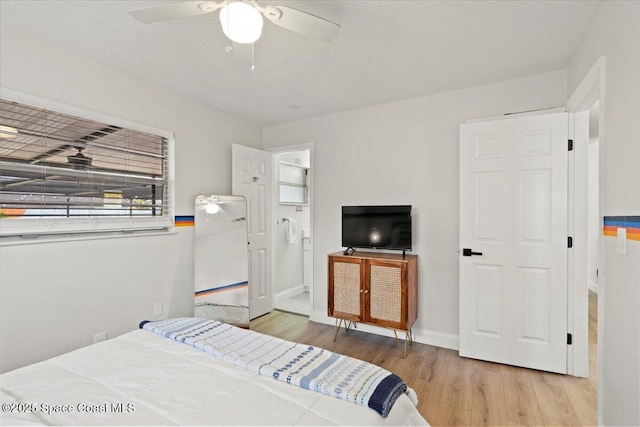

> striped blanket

[{"left": 140, "top": 317, "right": 411, "bottom": 417}]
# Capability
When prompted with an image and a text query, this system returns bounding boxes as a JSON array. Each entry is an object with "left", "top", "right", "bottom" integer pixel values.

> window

[
  {"left": 0, "top": 97, "right": 173, "bottom": 237},
  {"left": 278, "top": 161, "right": 308, "bottom": 205}
]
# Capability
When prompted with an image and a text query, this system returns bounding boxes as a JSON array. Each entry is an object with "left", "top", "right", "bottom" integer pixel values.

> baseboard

[
  {"left": 275, "top": 285, "right": 306, "bottom": 305},
  {"left": 310, "top": 310, "right": 459, "bottom": 351},
  {"left": 588, "top": 281, "right": 598, "bottom": 294}
]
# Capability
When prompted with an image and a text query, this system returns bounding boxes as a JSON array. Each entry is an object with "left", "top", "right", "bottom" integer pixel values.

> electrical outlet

[
  {"left": 153, "top": 301, "right": 163, "bottom": 316},
  {"left": 94, "top": 332, "right": 107, "bottom": 344}
]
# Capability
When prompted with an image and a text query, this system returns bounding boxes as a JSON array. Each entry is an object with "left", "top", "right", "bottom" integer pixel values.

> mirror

[{"left": 194, "top": 195, "right": 250, "bottom": 328}]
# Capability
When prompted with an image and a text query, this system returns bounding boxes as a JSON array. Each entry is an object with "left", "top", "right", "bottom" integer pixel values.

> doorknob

[{"left": 462, "top": 248, "right": 483, "bottom": 256}]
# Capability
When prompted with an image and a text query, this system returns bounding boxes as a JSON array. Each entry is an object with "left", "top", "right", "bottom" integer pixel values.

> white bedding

[{"left": 0, "top": 329, "right": 429, "bottom": 426}]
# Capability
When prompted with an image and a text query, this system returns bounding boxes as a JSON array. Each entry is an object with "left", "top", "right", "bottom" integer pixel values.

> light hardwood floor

[{"left": 251, "top": 291, "right": 598, "bottom": 426}]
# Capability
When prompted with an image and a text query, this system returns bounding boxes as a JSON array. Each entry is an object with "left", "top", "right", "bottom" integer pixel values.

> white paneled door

[
  {"left": 232, "top": 144, "right": 272, "bottom": 319},
  {"left": 459, "top": 113, "right": 569, "bottom": 374}
]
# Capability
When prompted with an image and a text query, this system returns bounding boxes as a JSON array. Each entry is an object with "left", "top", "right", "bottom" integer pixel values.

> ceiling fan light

[
  {"left": 205, "top": 202, "right": 221, "bottom": 214},
  {"left": 219, "top": 2, "right": 263, "bottom": 44},
  {"left": 0, "top": 125, "right": 18, "bottom": 139}
]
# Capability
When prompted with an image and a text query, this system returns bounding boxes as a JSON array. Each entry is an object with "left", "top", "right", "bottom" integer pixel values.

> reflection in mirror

[{"left": 194, "top": 195, "right": 250, "bottom": 328}]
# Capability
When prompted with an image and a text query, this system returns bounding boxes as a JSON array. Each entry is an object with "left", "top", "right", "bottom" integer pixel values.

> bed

[{"left": 0, "top": 318, "right": 429, "bottom": 426}]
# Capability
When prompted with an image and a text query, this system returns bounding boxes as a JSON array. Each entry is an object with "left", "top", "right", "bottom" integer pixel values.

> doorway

[
  {"left": 586, "top": 99, "right": 601, "bottom": 393},
  {"left": 270, "top": 145, "right": 314, "bottom": 317}
]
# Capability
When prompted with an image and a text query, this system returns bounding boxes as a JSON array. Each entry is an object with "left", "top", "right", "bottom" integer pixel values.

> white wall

[
  {"left": 0, "top": 27, "right": 261, "bottom": 372},
  {"left": 567, "top": 2, "right": 640, "bottom": 425},
  {"left": 263, "top": 70, "right": 567, "bottom": 346}
]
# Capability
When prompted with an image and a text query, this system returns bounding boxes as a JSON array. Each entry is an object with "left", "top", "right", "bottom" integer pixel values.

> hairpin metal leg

[
  {"left": 402, "top": 329, "right": 413, "bottom": 358},
  {"left": 334, "top": 319, "right": 356, "bottom": 342},
  {"left": 333, "top": 318, "right": 343, "bottom": 342},
  {"left": 391, "top": 329, "right": 413, "bottom": 357}
]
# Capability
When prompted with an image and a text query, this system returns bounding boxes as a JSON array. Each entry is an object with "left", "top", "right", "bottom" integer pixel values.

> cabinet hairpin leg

[
  {"left": 333, "top": 319, "right": 355, "bottom": 342},
  {"left": 403, "top": 329, "right": 413, "bottom": 358},
  {"left": 333, "top": 318, "right": 343, "bottom": 342},
  {"left": 395, "top": 329, "right": 413, "bottom": 358}
]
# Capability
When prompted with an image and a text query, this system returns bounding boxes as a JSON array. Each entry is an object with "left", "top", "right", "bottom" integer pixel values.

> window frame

[
  {"left": 0, "top": 88, "right": 175, "bottom": 238},
  {"left": 278, "top": 161, "right": 308, "bottom": 206}
]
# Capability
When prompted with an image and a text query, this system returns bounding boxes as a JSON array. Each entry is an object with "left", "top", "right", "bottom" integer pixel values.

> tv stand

[{"left": 328, "top": 251, "right": 418, "bottom": 357}]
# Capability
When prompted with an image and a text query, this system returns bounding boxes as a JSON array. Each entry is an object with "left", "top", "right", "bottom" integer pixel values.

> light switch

[{"left": 617, "top": 227, "right": 627, "bottom": 255}]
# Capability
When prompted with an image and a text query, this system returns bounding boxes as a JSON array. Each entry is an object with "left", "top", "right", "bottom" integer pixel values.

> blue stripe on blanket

[
  {"left": 140, "top": 317, "right": 409, "bottom": 417},
  {"left": 300, "top": 352, "right": 340, "bottom": 389}
]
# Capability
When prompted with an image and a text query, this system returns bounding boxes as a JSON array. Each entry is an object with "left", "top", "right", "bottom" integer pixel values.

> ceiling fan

[
  {"left": 67, "top": 147, "right": 93, "bottom": 170},
  {"left": 129, "top": 0, "right": 340, "bottom": 45}
]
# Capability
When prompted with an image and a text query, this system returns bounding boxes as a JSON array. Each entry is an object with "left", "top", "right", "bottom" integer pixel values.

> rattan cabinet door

[
  {"left": 328, "top": 256, "right": 363, "bottom": 321},
  {"left": 366, "top": 260, "right": 407, "bottom": 329}
]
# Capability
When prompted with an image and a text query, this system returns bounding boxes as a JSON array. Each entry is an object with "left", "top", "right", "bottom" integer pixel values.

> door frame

[
  {"left": 266, "top": 142, "right": 315, "bottom": 315},
  {"left": 566, "top": 56, "right": 605, "bottom": 421},
  {"left": 567, "top": 55, "right": 605, "bottom": 371}
]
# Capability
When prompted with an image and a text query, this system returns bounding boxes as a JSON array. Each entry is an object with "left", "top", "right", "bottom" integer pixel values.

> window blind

[{"left": 0, "top": 98, "right": 172, "bottom": 236}]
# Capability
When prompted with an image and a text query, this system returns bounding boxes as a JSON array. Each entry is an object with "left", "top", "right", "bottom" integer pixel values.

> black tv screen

[{"left": 342, "top": 205, "right": 412, "bottom": 251}]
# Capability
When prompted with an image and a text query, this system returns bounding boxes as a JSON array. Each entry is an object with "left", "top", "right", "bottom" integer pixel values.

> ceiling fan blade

[
  {"left": 264, "top": 5, "right": 340, "bottom": 42},
  {"left": 129, "top": 1, "right": 224, "bottom": 24}
]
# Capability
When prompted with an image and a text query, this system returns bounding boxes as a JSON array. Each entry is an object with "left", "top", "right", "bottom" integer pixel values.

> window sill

[
  {"left": 279, "top": 202, "right": 309, "bottom": 207},
  {"left": 0, "top": 228, "right": 177, "bottom": 247}
]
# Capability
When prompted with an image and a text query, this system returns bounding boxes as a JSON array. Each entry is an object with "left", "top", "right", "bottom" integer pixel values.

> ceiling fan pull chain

[{"left": 251, "top": 42, "right": 255, "bottom": 72}]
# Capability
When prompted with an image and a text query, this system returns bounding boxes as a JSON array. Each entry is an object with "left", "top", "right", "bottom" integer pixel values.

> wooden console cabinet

[{"left": 328, "top": 251, "right": 418, "bottom": 351}]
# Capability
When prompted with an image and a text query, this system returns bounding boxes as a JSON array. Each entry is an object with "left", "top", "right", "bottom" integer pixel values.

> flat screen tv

[{"left": 342, "top": 205, "right": 412, "bottom": 253}]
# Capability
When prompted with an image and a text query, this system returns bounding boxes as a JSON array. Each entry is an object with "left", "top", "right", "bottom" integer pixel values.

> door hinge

[
  {"left": 567, "top": 333, "right": 573, "bottom": 345},
  {"left": 568, "top": 139, "right": 574, "bottom": 151},
  {"left": 568, "top": 236, "right": 573, "bottom": 248}
]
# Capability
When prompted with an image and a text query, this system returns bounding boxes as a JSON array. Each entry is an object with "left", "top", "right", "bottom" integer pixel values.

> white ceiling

[{"left": 0, "top": 0, "right": 601, "bottom": 125}]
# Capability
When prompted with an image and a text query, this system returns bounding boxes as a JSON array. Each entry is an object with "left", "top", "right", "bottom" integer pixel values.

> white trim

[
  {"left": 0, "top": 229, "right": 178, "bottom": 247},
  {"left": 0, "top": 217, "right": 171, "bottom": 239},
  {"left": 588, "top": 281, "right": 599, "bottom": 294},
  {"left": 311, "top": 310, "right": 460, "bottom": 351},
  {"left": 568, "top": 110, "right": 590, "bottom": 378},
  {"left": 567, "top": 58, "right": 605, "bottom": 112},
  {"left": 266, "top": 143, "right": 315, "bottom": 155},
  {"left": 566, "top": 56, "right": 605, "bottom": 424},
  {"left": 567, "top": 112, "right": 576, "bottom": 375}
]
